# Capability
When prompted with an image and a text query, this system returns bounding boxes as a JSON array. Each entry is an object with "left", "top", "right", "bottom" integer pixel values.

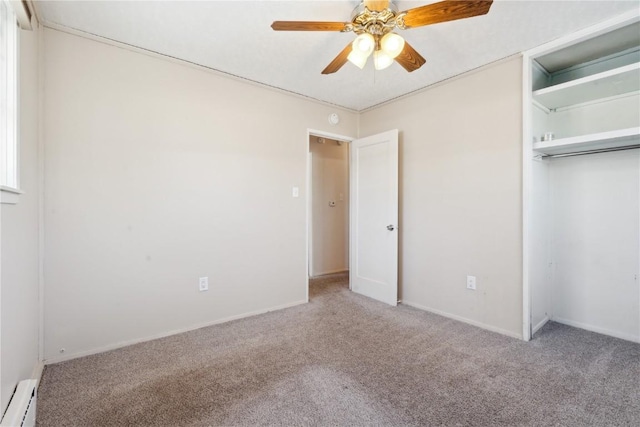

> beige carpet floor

[{"left": 37, "top": 273, "right": 639, "bottom": 426}]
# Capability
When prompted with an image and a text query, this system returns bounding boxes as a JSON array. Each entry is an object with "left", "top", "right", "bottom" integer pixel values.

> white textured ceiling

[{"left": 34, "top": 0, "right": 639, "bottom": 111}]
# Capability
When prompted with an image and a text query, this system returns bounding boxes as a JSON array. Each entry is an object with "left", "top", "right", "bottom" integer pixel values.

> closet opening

[{"left": 523, "top": 16, "right": 640, "bottom": 343}]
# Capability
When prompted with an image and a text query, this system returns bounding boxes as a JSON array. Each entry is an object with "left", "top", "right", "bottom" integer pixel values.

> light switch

[{"left": 292, "top": 186, "right": 299, "bottom": 198}]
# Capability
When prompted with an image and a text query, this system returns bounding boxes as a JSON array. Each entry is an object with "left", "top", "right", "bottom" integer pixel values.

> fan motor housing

[{"left": 348, "top": 2, "right": 406, "bottom": 36}]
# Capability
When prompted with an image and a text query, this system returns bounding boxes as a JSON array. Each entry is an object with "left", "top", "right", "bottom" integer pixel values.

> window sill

[{"left": 1, "top": 186, "right": 24, "bottom": 204}]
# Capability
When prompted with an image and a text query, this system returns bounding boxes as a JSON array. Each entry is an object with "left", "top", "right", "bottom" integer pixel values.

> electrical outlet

[
  {"left": 466, "top": 275, "right": 476, "bottom": 290},
  {"left": 199, "top": 277, "right": 209, "bottom": 292}
]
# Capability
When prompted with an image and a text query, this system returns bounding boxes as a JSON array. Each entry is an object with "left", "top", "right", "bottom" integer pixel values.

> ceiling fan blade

[
  {"left": 401, "top": 0, "right": 493, "bottom": 29},
  {"left": 394, "top": 42, "right": 426, "bottom": 72},
  {"left": 322, "top": 43, "right": 353, "bottom": 75},
  {"left": 271, "top": 21, "right": 349, "bottom": 31},
  {"left": 364, "top": 1, "right": 390, "bottom": 11}
]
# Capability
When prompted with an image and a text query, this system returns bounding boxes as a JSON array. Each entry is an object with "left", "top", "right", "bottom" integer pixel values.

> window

[{"left": 0, "top": 0, "right": 20, "bottom": 203}]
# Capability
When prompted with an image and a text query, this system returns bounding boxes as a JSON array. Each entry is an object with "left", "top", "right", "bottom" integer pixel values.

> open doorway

[{"left": 307, "top": 131, "right": 351, "bottom": 299}]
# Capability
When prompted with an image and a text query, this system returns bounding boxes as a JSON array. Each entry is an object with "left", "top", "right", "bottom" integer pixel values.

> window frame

[{"left": 0, "top": 0, "right": 21, "bottom": 204}]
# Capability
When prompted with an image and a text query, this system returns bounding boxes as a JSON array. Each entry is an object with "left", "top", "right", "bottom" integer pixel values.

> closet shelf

[
  {"left": 533, "top": 127, "right": 640, "bottom": 155},
  {"left": 533, "top": 62, "right": 640, "bottom": 109}
]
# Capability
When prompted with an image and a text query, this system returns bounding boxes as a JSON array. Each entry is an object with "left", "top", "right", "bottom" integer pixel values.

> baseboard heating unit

[{"left": 0, "top": 379, "right": 37, "bottom": 427}]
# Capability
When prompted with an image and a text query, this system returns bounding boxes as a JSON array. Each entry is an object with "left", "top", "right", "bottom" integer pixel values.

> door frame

[{"left": 306, "top": 129, "right": 355, "bottom": 302}]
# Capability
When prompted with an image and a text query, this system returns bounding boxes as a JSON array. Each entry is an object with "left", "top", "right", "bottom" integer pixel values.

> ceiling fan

[{"left": 271, "top": 0, "right": 493, "bottom": 74}]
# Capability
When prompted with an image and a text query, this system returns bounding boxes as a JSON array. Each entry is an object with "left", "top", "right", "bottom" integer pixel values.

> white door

[{"left": 350, "top": 129, "right": 399, "bottom": 306}]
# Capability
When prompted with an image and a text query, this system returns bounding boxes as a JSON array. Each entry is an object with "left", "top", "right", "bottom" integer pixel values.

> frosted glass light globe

[
  {"left": 352, "top": 33, "right": 375, "bottom": 56},
  {"left": 374, "top": 50, "right": 394, "bottom": 70},
  {"left": 380, "top": 32, "right": 405, "bottom": 58},
  {"left": 347, "top": 50, "right": 368, "bottom": 69}
]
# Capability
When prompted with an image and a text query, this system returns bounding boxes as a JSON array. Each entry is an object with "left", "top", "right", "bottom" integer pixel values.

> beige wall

[
  {"left": 359, "top": 57, "right": 524, "bottom": 337},
  {"left": 1, "top": 26, "right": 40, "bottom": 412},
  {"left": 309, "top": 136, "right": 349, "bottom": 276},
  {"left": 39, "top": 27, "right": 524, "bottom": 364},
  {"left": 42, "top": 29, "right": 358, "bottom": 362}
]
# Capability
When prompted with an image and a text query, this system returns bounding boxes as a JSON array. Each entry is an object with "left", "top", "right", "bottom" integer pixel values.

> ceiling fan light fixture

[
  {"left": 347, "top": 50, "right": 368, "bottom": 69},
  {"left": 380, "top": 32, "right": 405, "bottom": 58},
  {"left": 352, "top": 33, "right": 375, "bottom": 56},
  {"left": 272, "top": 0, "right": 495, "bottom": 75},
  {"left": 373, "top": 49, "right": 394, "bottom": 70}
]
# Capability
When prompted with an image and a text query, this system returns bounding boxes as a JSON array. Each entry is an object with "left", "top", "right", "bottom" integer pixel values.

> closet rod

[{"left": 542, "top": 144, "right": 640, "bottom": 159}]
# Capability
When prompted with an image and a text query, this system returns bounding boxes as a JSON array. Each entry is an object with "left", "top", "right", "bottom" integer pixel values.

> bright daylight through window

[{"left": 1, "top": 0, "right": 18, "bottom": 194}]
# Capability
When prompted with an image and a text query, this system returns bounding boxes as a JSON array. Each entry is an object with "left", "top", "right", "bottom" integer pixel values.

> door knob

[{"left": 387, "top": 224, "right": 395, "bottom": 231}]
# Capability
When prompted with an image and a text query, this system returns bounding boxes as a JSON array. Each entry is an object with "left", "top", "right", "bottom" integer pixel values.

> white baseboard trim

[
  {"left": 44, "top": 299, "right": 308, "bottom": 364},
  {"left": 30, "top": 361, "right": 44, "bottom": 386},
  {"left": 310, "top": 269, "right": 348, "bottom": 278},
  {"left": 401, "top": 300, "right": 523, "bottom": 340},
  {"left": 551, "top": 316, "right": 640, "bottom": 343},
  {"left": 532, "top": 316, "right": 550, "bottom": 336}
]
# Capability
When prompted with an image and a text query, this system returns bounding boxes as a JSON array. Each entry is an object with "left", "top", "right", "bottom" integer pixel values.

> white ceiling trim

[
  {"left": 41, "top": 21, "right": 362, "bottom": 113},
  {"left": 34, "top": 1, "right": 640, "bottom": 112},
  {"left": 358, "top": 52, "right": 521, "bottom": 113},
  {"left": 42, "top": 19, "right": 525, "bottom": 115}
]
